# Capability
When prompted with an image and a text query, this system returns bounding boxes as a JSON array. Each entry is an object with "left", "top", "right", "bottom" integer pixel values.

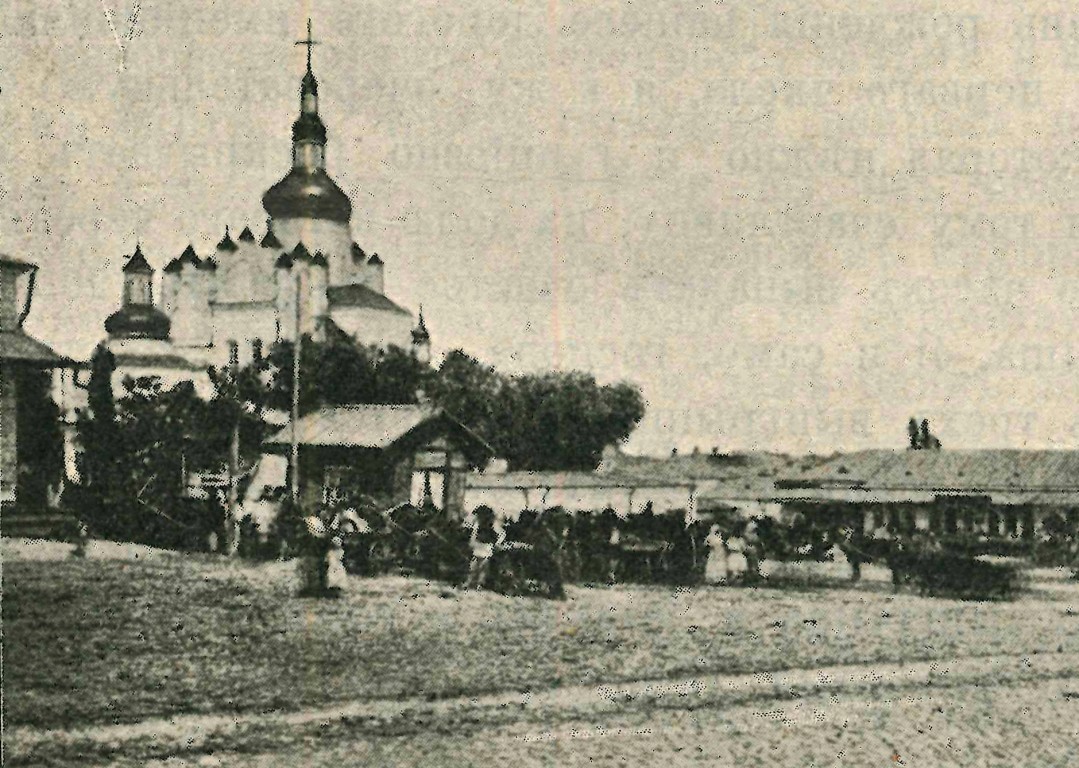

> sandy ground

[
  {"left": 125, "top": 676, "right": 1079, "bottom": 768},
  {"left": 6, "top": 537, "right": 1079, "bottom": 767}
]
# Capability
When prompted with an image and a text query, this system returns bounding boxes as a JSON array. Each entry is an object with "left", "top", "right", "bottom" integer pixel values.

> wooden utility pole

[
  {"left": 290, "top": 269, "right": 302, "bottom": 503},
  {"left": 226, "top": 342, "right": 240, "bottom": 555}
]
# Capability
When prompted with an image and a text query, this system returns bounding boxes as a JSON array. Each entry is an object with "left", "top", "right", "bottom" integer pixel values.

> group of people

[{"left": 462, "top": 505, "right": 714, "bottom": 596}]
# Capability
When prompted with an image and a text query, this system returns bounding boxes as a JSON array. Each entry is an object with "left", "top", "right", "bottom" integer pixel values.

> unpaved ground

[
  {"left": 6, "top": 538, "right": 1078, "bottom": 766},
  {"left": 124, "top": 676, "right": 1079, "bottom": 767}
]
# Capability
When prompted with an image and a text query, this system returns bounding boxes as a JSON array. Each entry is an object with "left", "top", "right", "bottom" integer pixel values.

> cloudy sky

[{"left": 1, "top": 1, "right": 1076, "bottom": 454}]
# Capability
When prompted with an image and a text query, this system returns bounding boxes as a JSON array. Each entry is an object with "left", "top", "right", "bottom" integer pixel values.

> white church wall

[
  {"left": 215, "top": 242, "right": 275, "bottom": 304},
  {"left": 210, "top": 304, "right": 278, "bottom": 364},
  {"left": 272, "top": 217, "right": 352, "bottom": 285},
  {"left": 330, "top": 306, "right": 414, "bottom": 350}
]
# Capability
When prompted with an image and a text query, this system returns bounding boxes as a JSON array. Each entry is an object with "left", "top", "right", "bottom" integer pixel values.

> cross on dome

[{"left": 295, "top": 18, "right": 319, "bottom": 73}]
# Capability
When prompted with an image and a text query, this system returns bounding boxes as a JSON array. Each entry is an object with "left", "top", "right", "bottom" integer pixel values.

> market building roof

[
  {"left": 265, "top": 403, "right": 491, "bottom": 455},
  {"left": 779, "top": 449, "right": 1079, "bottom": 493}
]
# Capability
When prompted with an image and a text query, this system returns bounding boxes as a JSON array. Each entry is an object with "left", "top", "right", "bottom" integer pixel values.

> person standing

[{"left": 465, "top": 507, "right": 498, "bottom": 590}]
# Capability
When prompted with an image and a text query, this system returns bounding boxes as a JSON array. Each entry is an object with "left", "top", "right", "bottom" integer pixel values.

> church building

[{"left": 101, "top": 24, "right": 429, "bottom": 391}]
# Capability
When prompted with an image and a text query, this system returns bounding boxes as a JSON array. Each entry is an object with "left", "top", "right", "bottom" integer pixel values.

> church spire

[{"left": 291, "top": 18, "right": 326, "bottom": 171}]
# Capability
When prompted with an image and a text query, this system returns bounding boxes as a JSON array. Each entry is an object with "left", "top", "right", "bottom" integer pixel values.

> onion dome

[
  {"left": 310, "top": 250, "right": 328, "bottom": 268},
  {"left": 367, "top": 253, "right": 383, "bottom": 266},
  {"left": 122, "top": 244, "right": 153, "bottom": 274},
  {"left": 262, "top": 169, "right": 351, "bottom": 223},
  {"left": 105, "top": 304, "right": 171, "bottom": 340},
  {"left": 261, "top": 223, "right": 282, "bottom": 249},
  {"left": 217, "top": 226, "right": 238, "bottom": 252},
  {"left": 275, "top": 250, "right": 294, "bottom": 269},
  {"left": 237, "top": 226, "right": 256, "bottom": 243},
  {"left": 197, "top": 256, "right": 218, "bottom": 271},
  {"left": 178, "top": 244, "right": 201, "bottom": 269}
]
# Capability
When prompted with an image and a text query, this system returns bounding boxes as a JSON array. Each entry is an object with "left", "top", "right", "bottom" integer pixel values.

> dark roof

[
  {"left": 261, "top": 226, "right": 282, "bottom": 249},
  {"left": 292, "top": 112, "right": 327, "bottom": 144},
  {"left": 367, "top": 253, "right": 383, "bottom": 266},
  {"left": 350, "top": 243, "right": 366, "bottom": 261},
  {"left": 197, "top": 256, "right": 218, "bottom": 271},
  {"left": 0, "top": 253, "right": 36, "bottom": 273},
  {"left": 237, "top": 226, "right": 256, "bottom": 242},
  {"left": 781, "top": 449, "right": 1079, "bottom": 493},
  {"left": 163, "top": 258, "right": 183, "bottom": 274},
  {"left": 291, "top": 242, "right": 311, "bottom": 262},
  {"left": 122, "top": 245, "right": 153, "bottom": 274},
  {"left": 262, "top": 168, "right": 352, "bottom": 224},
  {"left": 104, "top": 304, "right": 171, "bottom": 340},
  {"left": 178, "top": 244, "right": 201, "bottom": 268},
  {"left": 217, "top": 228, "right": 238, "bottom": 252},
  {"left": 301, "top": 69, "right": 318, "bottom": 96},
  {"left": 275, "top": 251, "right": 294, "bottom": 269},
  {"left": 310, "top": 251, "right": 328, "bottom": 267},
  {"left": 327, "top": 284, "right": 411, "bottom": 315},
  {"left": 0, "top": 330, "right": 67, "bottom": 365},
  {"left": 265, "top": 404, "right": 492, "bottom": 455},
  {"left": 113, "top": 352, "right": 203, "bottom": 371}
]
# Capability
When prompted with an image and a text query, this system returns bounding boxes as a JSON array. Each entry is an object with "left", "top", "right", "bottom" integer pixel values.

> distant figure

[
  {"left": 326, "top": 535, "right": 348, "bottom": 590},
  {"left": 726, "top": 531, "right": 748, "bottom": 581},
  {"left": 604, "top": 508, "right": 622, "bottom": 584},
  {"left": 704, "top": 524, "right": 728, "bottom": 583},
  {"left": 465, "top": 508, "right": 498, "bottom": 590},
  {"left": 71, "top": 521, "right": 89, "bottom": 559}
]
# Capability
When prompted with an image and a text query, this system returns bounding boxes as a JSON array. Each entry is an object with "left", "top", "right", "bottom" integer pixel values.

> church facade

[{"left": 102, "top": 33, "right": 430, "bottom": 392}]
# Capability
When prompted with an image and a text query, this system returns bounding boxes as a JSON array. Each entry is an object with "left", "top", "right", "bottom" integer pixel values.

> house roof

[
  {"left": 0, "top": 330, "right": 68, "bottom": 365},
  {"left": 605, "top": 450, "right": 800, "bottom": 484},
  {"left": 327, "top": 284, "right": 411, "bottom": 315},
  {"left": 780, "top": 449, "right": 1079, "bottom": 493},
  {"left": 466, "top": 471, "right": 696, "bottom": 490},
  {"left": 0, "top": 253, "right": 36, "bottom": 273},
  {"left": 265, "top": 403, "right": 492, "bottom": 454}
]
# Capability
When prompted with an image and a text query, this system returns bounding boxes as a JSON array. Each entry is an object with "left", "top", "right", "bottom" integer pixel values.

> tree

[{"left": 77, "top": 344, "right": 122, "bottom": 531}]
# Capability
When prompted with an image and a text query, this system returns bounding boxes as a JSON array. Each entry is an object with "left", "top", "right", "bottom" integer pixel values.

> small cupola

[
  {"left": 237, "top": 226, "right": 256, "bottom": 243},
  {"left": 105, "top": 244, "right": 171, "bottom": 340},
  {"left": 261, "top": 221, "right": 282, "bottom": 249},
  {"left": 411, "top": 305, "right": 430, "bottom": 346},
  {"left": 217, "top": 226, "right": 238, "bottom": 253},
  {"left": 178, "top": 244, "right": 202, "bottom": 269},
  {"left": 290, "top": 241, "right": 311, "bottom": 263}
]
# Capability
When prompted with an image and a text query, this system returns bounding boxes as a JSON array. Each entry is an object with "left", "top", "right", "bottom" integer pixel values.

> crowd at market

[{"left": 245, "top": 500, "right": 1031, "bottom": 601}]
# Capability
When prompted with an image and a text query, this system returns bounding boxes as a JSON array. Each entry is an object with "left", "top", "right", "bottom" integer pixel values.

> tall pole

[
  {"left": 226, "top": 345, "right": 240, "bottom": 555},
  {"left": 290, "top": 270, "right": 302, "bottom": 503}
]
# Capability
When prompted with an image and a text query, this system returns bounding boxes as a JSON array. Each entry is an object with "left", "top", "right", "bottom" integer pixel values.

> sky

[{"left": 1, "top": 1, "right": 1076, "bottom": 455}]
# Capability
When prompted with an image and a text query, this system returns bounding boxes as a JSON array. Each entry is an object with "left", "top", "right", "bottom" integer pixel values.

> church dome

[
  {"left": 105, "top": 304, "right": 171, "bottom": 340},
  {"left": 262, "top": 168, "right": 352, "bottom": 223}
]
